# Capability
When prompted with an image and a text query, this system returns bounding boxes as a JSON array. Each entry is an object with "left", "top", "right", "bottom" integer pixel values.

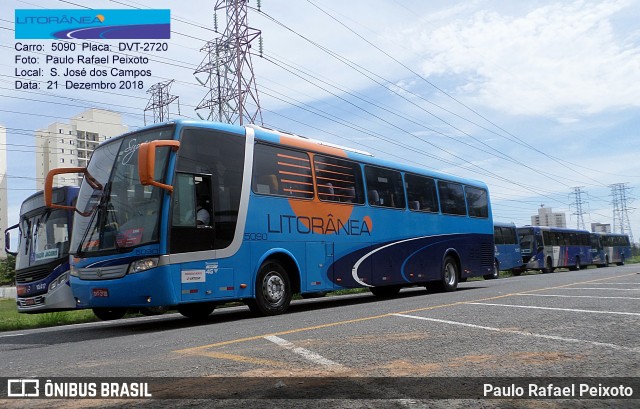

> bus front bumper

[{"left": 71, "top": 266, "right": 178, "bottom": 308}]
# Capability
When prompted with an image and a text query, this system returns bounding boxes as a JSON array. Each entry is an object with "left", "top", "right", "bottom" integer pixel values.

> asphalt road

[{"left": 1, "top": 264, "right": 639, "bottom": 408}]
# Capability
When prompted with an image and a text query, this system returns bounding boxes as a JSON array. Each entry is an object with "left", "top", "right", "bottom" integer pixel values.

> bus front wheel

[
  {"left": 248, "top": 261, "right": 292, "bottom": 316},
  {"left": 92, "top": 308, "right": 127, "bottom": 321},
  {"left": 542, "top": 257, "right": 554, "bottom": 274}
]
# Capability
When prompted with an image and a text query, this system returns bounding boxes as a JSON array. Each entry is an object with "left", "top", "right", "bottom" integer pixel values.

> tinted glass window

[
  {"left": 253, "top": 144, "right": 313, "bottom": 199},
  {"left": 466, "top": 186, "right": 488, "bottom": 218},
  {"left": 364, "top": 166, "right": 406, "bottom": 209},
  {"left": 405, "top": 173, "right": 439, "bottom": 212},
  {"left": 314, "top": 156, "right": 364, "bottom": 204},
  {"left": 494, "top": 226, "right": 503, "bottom": 245},
  {"left": 502, "top": 227, "right": 517, "bottom": 245},
  {"left": 175, "top": 128, "right": 246, "bottom": 250},
  {"left": 438, "top": 181, "right": 466, "bottom": 215}
]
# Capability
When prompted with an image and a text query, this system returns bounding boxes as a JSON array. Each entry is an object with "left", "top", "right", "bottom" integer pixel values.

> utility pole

[
  {"left": 144, "top": 80, "right": 180, "bottom": 125},
  {"left": 195, "top": 0, "right": 263, "bottom": 125},
  {"left": 610, "top": 183, "right": 634, "bottom": 243},
  {"left": 570, "top": 187, "right": 588, "bottom": 230}
]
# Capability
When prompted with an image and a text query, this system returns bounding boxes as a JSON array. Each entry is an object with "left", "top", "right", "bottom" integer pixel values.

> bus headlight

[
  {"left": 70, "top": 264, "right": 79, "bottom": 277},
  {"left": 128, "top": 258, "right": 159, "bottom": 274}
]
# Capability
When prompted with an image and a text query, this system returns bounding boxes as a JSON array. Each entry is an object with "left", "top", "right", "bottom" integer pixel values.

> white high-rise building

[
  {"left": 35, "top": 109, "right": 127, "bottom": 190},
  {"left": 0, "top": 125, "right": 7, "bottom": 254},
  {"left": 531, "top": 205, "right": 567, "bottom": 228}
]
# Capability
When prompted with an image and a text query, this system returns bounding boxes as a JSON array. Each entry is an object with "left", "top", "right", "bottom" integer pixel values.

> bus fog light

[{"left": 129, "top": 258, "right": 159, "bottom": 274}]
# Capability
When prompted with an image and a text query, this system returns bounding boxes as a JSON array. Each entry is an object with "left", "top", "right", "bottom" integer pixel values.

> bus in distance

[
  {"left": 590, "top": 232, "right": 631, "bottom": 267},
  {"left": 517, "top": 226, "right": 592, "bottom": 273},
  {"left": 492, "top": 222, "right": 523, "bottom": 277},
  {"left": 45, "top": 120, "right": 494, "bottom": 319},
  {"left": 4, "top": 187, "right": 78, "bottom": 313}
]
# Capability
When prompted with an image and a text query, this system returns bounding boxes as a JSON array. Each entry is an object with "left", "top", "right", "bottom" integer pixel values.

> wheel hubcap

[
  {"left": 264, "top": 272, "right": 284, "bottom": 304},
  {"left": 444, "top": 263, "right": 456, "bottom": 285}
]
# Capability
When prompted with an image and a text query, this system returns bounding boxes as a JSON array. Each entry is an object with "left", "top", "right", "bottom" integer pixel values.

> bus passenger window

[
  {"left": 314, "top": 155, "right": 364, "bottom": 204},
  {"left": 364, "top": 166, "right": 405, "bottom": 209}
]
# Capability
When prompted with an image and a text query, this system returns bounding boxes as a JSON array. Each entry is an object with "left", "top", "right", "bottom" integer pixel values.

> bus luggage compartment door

[{"left": 304, "top": 242, "right": 333, "bottom": 293}]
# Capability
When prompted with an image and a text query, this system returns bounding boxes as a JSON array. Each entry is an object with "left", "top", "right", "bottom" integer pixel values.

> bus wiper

[{"left": 76, "top": 181, "right": 112, "bottom": 256}]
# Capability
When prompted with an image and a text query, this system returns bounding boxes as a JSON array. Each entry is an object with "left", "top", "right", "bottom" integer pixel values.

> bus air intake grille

[
  {"left": 78, "top": 265, "right": 128, "bottom": 280},
  {"left": 479, "top": 242, "right": 494, "bottom": 268},
  {"left": 16, "top": 268, "right": 50, "bottom": 284}
]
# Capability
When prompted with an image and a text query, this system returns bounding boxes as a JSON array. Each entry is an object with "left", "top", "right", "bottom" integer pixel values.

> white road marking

[
  {"left": 559, "top": 287, "right": 640, "bottom": 291},
  {"left": 517, "top": 294, "right": 640, "bottom": 301},
  {"left": 575, "top": 283, "right": 640, "bottom": 285},
  {"left": 467, "top": 302, "right": 640, "bottom": 316},
  {"left": 392, "top": 314, "right": 640, "bottom": 353},
  {"left": 0, "top": 333, "right": 25, "bottom": 338},
  {"left": 264, "top": 335, "right": 344, "bottom": 369}
]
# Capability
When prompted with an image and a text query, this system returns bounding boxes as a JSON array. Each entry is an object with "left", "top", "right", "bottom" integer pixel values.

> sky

[{"left": 2, "top": 0, "right": 640, "bottom": 242}]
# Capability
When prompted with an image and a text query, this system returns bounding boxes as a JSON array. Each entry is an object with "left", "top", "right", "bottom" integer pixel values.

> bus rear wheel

[
  {"left": 484, "top": 260, "right": 500, "bottom": 280},
  {"left": 247, "top": 261, "right": 292, "bottom": 316},
  {"left": 617, "top": 256, "right": 625, "bottom": 266},
  {"left": 177, "top": 302, "right": 216, "bottom": 319},
  {"left": 92, "top": 308, "right": 127, "bottom": 321},
  {"left": 429, "top": 256, "right": 459, "bottom": 292}
]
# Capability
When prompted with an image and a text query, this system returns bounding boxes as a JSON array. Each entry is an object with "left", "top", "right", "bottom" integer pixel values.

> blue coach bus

[
  {"left": 492, "top": 222, "right": 523, "bottom": 278},
  {"left": 590, "top": 232, "right": 631, "bottom": 267},
  {"left": 5, "top": 187, "right": 78, "bottom": 313},
  {"left": 517, "top": 226, "right": 592, "bottom": 273},
  {"left": 45, "top": 120, "right": 494, "bottom": 319}
]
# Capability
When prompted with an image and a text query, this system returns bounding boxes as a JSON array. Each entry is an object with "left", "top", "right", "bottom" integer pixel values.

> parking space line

[
  {"left": 264, "top": 335, "right": 345, "bottom": 369},
  {"left": 517, "top": 294, "right": 640, "bottom": 300},
  {"left": 393, "top": 313, "right": 640, "bottom": 353},
  {"left": 559, "top": 288, "right": 640, "bottom": 291},
  {"left": 174, "top": 272, "right": 639, "bottom": 356},
  {"left": 577, "top": 283, "right": 640, "bottom": 285},
  {"left": 467, "top": 302, "right": 640, "bottom": 316}
]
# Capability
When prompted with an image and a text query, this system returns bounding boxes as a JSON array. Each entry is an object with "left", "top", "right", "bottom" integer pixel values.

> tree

[{"left": 0, "top": 255, "right": 16, "bottom": 285}]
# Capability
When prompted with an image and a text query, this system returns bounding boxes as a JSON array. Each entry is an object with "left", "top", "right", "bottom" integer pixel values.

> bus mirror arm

[
  {"left": 4, "top": 224, "right": 18, "bottom": 256},
  {"left": 138, "top": 140, "right": 180, "bottom": 192},
  {"left": 44, "top": 167, "right": 96, "bottom": 210}
]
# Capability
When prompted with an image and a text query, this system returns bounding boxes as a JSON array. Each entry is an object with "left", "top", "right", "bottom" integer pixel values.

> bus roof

[{"left": 94, "top": 119, "right": 489, "bottom": 189}]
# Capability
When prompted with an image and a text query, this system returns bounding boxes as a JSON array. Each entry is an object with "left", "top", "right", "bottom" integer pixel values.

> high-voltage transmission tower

[
  {"left": 610, "top": 183, "right": 634, "bottom": 243},
  {"left": 570, "top": 187, "right": 588, "bottom": 230},
  {"left": 144, "top": 80, "right": 180, "bottom": 125},
  {"left": 194, "top": 0, "right": 263, "bottom": 126}
]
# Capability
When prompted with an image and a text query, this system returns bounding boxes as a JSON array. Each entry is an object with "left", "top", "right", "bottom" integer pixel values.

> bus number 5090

[{"left": 244, "top": 233, "right": 268, "bottom": 241}]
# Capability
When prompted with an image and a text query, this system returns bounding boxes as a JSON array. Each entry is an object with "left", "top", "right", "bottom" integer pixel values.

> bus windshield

[
  {"left": 15, "top": 209, "right": 70, "bottom": 270},
  {"left": 517, "top": 228, "right": 535, "bottom": 255},
  {"left": 70, "top": 126, "right": 175, "bottom": 256}
]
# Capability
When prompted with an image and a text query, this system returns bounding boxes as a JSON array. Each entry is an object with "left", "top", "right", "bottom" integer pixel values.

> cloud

[{"left": 406, "top": 0, "right": 640, "bottom": 117}]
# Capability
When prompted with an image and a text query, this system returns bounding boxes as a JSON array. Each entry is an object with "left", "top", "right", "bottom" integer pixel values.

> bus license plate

[
  {"left": 92, "top": 288, "right": 109, "bottom": 297},
  {"left": 24, "top": 298, "right": 36, "bottom": 306}
]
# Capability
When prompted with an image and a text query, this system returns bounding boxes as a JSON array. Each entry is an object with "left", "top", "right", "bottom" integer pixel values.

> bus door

[
  {"left": 171, "top": 172, "right": 215, "bottom": 253},
  {"left": 305, "top": 242, "right": 334, "bottom": 292}
]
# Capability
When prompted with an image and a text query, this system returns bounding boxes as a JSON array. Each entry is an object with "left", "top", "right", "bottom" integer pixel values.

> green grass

[{"left": 0, "top": 298, "right": 100, "bottom": 332}]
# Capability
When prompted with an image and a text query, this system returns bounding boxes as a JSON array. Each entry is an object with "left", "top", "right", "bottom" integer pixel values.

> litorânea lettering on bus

[{"left": 267, "top": 213, "right": 371, "bottom": 235}]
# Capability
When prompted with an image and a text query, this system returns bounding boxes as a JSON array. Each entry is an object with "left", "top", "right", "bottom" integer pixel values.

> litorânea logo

[{"left": 15, "top": 9, "right": 170, "bottom": 39}]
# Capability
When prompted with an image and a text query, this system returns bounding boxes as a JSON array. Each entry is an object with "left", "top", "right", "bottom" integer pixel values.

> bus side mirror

[
  {"left": 44, "top": 168, "right": 103, "bottom": 211},
  {"left": 4, "top": 224, "right": 18, "bottom": 256},
  {"left": 45, "top": 168, "right": 86, "bottom": 210},
  {"left": 138, "top": 140, "right": 180, "bottom": 192}
]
